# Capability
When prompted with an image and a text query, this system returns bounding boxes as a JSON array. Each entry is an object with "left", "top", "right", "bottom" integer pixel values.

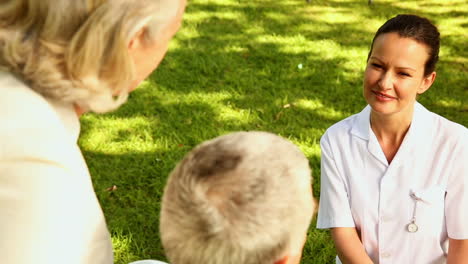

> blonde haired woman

[{"left": 0, "top": 0, "right": 186, "bottom": 263}]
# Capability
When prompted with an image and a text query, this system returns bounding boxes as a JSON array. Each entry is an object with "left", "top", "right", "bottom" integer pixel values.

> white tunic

[
  {"left": 0, "top": 72, "right": 113, "bottom": 263},
  {"left": 316, "top": 103, "right": 468, "bottom": 264}
]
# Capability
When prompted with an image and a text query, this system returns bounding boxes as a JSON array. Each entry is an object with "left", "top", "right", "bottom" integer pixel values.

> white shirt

[
  {"left": 316, "top": 102, "right": 468, "bottom": 264},
  {"left": 0, "top": 72, "right": 113, "bottom": 264}
]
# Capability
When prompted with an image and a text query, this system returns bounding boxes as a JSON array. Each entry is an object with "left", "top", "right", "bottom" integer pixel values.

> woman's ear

[
  {"left": 273, "top": 255, "right": 289, "bottom": 264},
  {"left": 418, "top": 71, "right": 436, "bottom": 95},
  {"left": 128, "top": 27, "right": 146, "bottom": 52}
]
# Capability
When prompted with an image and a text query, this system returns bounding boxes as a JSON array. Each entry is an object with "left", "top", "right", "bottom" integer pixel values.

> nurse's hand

[
  {"left": 447, "top": 238, "right": 468, "bottom": 264},
  {"left": 331, "top": 227, "right": 374, "bottom": 264}
]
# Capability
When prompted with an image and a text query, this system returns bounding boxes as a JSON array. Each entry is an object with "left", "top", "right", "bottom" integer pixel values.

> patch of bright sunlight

[
  {"left": 165, "top": 91, "right": 258, "bottom": 125},
  {"left": 244, "top": 24, "right": 266, "bottom": 36},
  {"left": 295, "top": 141, "right": 321, "bottom": 159},
  {"left": 295, "top": 99, "right": 354, "bottom": 124},
  {"left": 441, "top": 56, "right": 468, "bottom": 65},
  {"left": 394, "top": 0, "right": 467, "bottom": 14},
  {"left": 339, "top": 48, "right": 368, "bottom": 70},
  {"left": 297, "top": 22, "right": 333, "bottom": 34},
  {"left": 317, "top": 12, "right": 361, "bottom": 24},
  {"left": 217, "top": 106, "right": 256, "bottom": 126},
  {"left": 435, "top": 98, "right": 463, "bottom": 108},
  {"left": 341, "top": 69, "right": 365, "bottom": 84},
  {"left": 263, "top": 12, "right": 292, "bottom": 23},
  {"left": 194, "top": 0, "right": 241, "bottom": 6},
  {"left": 223, "top": 45, "right": 248, "bottom": 53},
  {"left": 166, "top": 38, "right": 181, "bottom": 50},
  {"left": 438, "top": 17, "right": 468, "bottom": 36},
  {"left": 306, "top": 39, "right": 343, "bottom": 59},
  {"left": 112, "top": 232, "right": 138, "bottom": 262},
  {"left": 161, "top": 90, "right": 233, "bottom": 105},
  {"left": 362, "top": 18, "right": 389, "bottom": 33},
  {"left": 269, "top": 0, "right": 304, "bottom": 8},
  {"left": 295, "top": 99, "right": 324, "bottom": 111},
  {"left": 255, "top": 34, "right": 342, "bottom": 58},
  {"left": 175, "top": 23, "right": 201, "bottom": 41},
  {"left": 156, "top": 90, "right": 254, "bottom": 125},
  {"left": 303, "top": 3, "right": 365, "bottom": 25},
  {"left": 80, "top": 116, "right": 159, "bottom": 154},
  {"left": 316, "top": 106, "right": 348, "bottom": 121},
  {"left": 137, "top": 80, "right": 152, "bottom": 89},
  {"left": 304, "top": 6, "right": 351, "bottom": 17},
  {"left": 184, "top": 11, "right": 243, "bottom": 24}
]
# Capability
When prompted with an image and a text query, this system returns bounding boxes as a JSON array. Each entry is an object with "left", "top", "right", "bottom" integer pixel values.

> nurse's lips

[{"left": 372, "top": 90, "right": 397, "bottom": 101}]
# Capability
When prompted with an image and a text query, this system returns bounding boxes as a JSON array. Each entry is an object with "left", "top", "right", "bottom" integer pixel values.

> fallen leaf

[{"left": 106, "top": 185, "right": 118, "bottom": 192}]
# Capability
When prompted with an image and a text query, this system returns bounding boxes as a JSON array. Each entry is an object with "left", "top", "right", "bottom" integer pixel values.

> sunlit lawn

[{"left": 78, "top": 0, "right": 467, "bottom": 263}]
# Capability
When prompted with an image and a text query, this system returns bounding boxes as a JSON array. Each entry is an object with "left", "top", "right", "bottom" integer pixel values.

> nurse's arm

[
  {"left": 331, "top": 227, "right": 374, "bottom": 264},
  {"left": 447, "top": 238, "right": 468, "bottom": 264}
]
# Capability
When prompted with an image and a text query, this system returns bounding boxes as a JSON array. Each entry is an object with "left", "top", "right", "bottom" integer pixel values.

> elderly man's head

[{"left": 160, "top": 131, "right": 315, "bottom": 264}]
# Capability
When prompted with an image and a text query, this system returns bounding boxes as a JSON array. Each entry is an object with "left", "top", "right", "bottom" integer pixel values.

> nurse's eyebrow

[
  {"left": 369, "top": 56, "right": 417, "bottom": 72},
  {"left": 395, "top": 66, "right": 417, "bottom": 72}
]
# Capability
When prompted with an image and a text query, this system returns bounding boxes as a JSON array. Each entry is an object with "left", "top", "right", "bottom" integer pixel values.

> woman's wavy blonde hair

[{"left": 0, "top": 0, "right": 179, "bottom": 112}]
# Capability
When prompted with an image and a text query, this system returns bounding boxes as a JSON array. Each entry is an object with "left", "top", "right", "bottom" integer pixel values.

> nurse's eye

[{"left": 399, "top": 72, "right": 411, "bottom": 77}]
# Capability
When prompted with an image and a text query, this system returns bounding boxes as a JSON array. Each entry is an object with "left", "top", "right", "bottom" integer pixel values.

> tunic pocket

[{"left": 410, "top": 185, "right": 446, "bottom": 236}]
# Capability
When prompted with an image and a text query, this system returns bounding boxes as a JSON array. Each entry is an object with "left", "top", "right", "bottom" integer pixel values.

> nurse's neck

[{"left": 370, "top": 106, "right": 414, "bottom": 163}]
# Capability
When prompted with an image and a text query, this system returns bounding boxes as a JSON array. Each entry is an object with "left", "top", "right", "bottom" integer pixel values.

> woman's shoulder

[
  {"left": 419, "top": 104, "right": 468, "bottom": 151},
  {"left": 0, "top": 72, "right": 74, "bottom": 158},
  {"left": 423, "top": 107, "right": 467, "bottom": 141},
  {"left": 1, "top": 72, "right": 58, "bottom": 121}
]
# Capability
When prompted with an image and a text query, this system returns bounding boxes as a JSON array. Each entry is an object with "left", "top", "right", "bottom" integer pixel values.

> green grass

[{"left": 78, "top": 0, "right": 468, "bottom": 263}]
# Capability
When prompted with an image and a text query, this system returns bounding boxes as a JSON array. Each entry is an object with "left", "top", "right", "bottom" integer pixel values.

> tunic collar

[
  {"left": 351, "top": 104, "right": 372, "bottom": 140},
  {"left": 350, "top": 102, "right": 433, "bottom": 166}
]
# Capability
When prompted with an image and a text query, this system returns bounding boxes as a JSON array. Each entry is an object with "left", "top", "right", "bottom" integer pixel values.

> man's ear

[
  {"left": 274, "top": 255, "right": 289, "bottom": 264},
  {"left": 418, "top": 71, "right": 436, "bottom": 95}
]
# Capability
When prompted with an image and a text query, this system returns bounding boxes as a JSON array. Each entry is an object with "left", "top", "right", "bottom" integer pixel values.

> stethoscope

[{"left": 407, "top": 192, "right": 422, "bottom": 233}]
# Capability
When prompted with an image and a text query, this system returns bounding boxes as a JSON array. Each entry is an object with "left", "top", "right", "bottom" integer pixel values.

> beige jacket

[{"left": 0, "top": 72, "right": 113, "bottom": 264}]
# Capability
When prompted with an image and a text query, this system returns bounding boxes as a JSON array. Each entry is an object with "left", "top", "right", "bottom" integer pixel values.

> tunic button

[
  {"left": 381, "top": 252, "right": 391, "bottom": 258},
  {"left": 381, "top": 215, "right": 391, "bottom": 221}
]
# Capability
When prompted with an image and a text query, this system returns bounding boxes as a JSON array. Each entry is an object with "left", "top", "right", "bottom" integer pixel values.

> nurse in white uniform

[{"left": 317, "top": 14, "right": 467, "bottom": 264}]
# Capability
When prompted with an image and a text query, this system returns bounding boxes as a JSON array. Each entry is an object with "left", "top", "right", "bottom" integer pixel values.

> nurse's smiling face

[{"left": 363, "top": 32, "right": 436, "bottom": 118}]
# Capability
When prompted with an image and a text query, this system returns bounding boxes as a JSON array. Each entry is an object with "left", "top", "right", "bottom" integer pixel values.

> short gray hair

[
  {"left": 160, "top": 131, "right": 314, "bottom": 264},
  {"left": 0, "top": 0, "right": 180, "bottom": 113}
]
